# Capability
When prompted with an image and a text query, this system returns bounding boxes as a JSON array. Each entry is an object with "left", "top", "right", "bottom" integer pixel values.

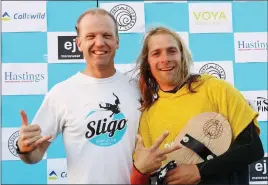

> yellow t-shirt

[{"left": 138, "top": 74, "right": 260, "bottom": 151}]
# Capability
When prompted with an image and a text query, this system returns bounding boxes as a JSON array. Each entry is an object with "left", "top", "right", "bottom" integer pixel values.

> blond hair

[{"left": 135, "top": 26, "right": 200, "bottom": 111}]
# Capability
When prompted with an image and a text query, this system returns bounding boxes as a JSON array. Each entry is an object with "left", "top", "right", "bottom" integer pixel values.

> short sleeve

[
  {"left": 208, "top": 78, "right": 260, "bottom": 140},
  {"left": 31, "top": 93, "right": 63, "bottom": 142}
]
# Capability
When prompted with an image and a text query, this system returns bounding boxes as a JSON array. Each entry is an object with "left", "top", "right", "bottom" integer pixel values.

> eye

[
  {"left": 104, "top": 34, "right": 112, "bottom": 39},
  {"left": 152, "top": 52, "right": 160, "bottom": 56},
  {"left": 169, "top": 48, "right": 177, "bottom": 53},
  {"left": 86, "top": 35, "right": 94, "bottom": 39}
]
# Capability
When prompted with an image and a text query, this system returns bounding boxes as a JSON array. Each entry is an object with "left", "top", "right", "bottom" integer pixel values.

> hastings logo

[
  {"left": 238, "top": 40, "right": 267, "bottom": 51},
  {"left": 8, "top": 130, "right": 20, "bottom": 157},
  {"left": 199, "top": 63, "right": 226, "bottom": 80},
  {"left": 2, "top": 12, "right": 11, "bottom": 21},
  {"left": 85, "top": 93, "right": 128, "bottom": 147},
  {"left": 110, "top": 4, "right": 136, "bottom": 31},
  {"left": 4, "top": 72, "right": 45, "bottom": 83}
]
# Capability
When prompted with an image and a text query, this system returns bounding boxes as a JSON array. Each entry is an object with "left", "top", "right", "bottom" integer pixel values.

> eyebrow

[
  {"left": 85, "top": 31, "right": 113, "bottom": 35},
  {"left": 151, "top": 46, "right": 178, "bottom": 53}
]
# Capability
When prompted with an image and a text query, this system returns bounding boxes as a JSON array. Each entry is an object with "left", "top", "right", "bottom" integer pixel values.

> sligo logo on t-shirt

[{"left": 85, "top": 93, "right": 128, "bottom": 147}]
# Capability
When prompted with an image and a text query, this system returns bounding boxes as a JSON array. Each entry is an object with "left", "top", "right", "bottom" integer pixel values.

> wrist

[
  {"left": 134, "top": 161, "right": 147, "bottom": 175},
  {"left": 16, "top": 140, "right": 31, "bottom": 155}
]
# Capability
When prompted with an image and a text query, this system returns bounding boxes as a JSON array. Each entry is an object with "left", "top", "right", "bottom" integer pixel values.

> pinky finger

[{"left": 34, "top": 135, "right": 52, "bottom": 147}]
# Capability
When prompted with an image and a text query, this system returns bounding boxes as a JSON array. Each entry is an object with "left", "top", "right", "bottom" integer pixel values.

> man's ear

[
  {"left": 116, "top": 37, "right": 119, "bottom": 49},
  {"left": 76, "top": 37, "right": 83, "bottom": 52}
]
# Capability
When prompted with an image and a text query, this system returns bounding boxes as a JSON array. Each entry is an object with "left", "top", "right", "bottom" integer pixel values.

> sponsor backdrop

[{"left": 1, "top": 0, "right": 267, "bottom": 184}]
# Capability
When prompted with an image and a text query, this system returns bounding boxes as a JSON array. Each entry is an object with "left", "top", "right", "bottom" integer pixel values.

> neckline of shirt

[{"left": 76, "top": 70, "right": 120, "bottom": 84}]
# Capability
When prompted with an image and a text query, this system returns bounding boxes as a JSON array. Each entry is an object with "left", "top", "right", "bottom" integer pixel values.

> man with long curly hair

[{"left": 130, "top": 26, "right": 264, "bottom": 185}]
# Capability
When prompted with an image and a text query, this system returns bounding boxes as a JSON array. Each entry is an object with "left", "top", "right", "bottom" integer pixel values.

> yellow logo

[
  {"left": 2, "top": 12, "right": 11, "bottom": 21},
  {"left": 48, "top": 171, "right": 57, "bottom": 180},
  {"left": 194, "top": 11, "right": 227, "bottom": 21}
]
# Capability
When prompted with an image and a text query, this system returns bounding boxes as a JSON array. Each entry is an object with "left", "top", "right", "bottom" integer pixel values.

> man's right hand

[
  {"left": 134, "top": 131, "right": 181, "bottom": 175},
  {"left": 17, "top": 110, "right": 52, "bottom": 154}
]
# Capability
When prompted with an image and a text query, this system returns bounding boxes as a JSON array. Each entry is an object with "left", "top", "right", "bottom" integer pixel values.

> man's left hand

[{"left": 165, "top": 164, "right": 201, "bottom": 184}]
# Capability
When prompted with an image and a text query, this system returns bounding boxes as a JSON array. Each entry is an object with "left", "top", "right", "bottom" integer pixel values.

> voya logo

[
  {"left": 193, "top": 11, "right": 227, "bottom": 21},
  {"left": 4, "top": 72, "right": 45, "bottom": 83},
  {"left": 238, "top": 40, "right": 268, "bottom": 51},
  {"left": 2, "top": 11, "right": 45, "bottom": 21},
  {"left": 85, "top": 93, "right": 128, "bottom": 147},
  {"left": 2, "top": 12, "right": 11, "bottom": 21}
]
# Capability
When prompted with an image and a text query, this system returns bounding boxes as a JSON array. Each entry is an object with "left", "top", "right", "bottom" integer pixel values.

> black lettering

[
  {"left": 107, "top": 120, "right": 117, "bottom": 137},
  {"left": 85, "top": 121, "right": 96, "bottom": 138},
  {"left": 96, "top": 119, "right": 103, "bottom": 135},
  {"left": 100, "top": 118, "right": 108, "bottom": 134},
  {"left": 118, "top": 119, "right": 127, "bottom": 130}
]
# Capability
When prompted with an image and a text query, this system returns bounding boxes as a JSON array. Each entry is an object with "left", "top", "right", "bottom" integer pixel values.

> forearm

[{"left": 197, "top": 122, "right": 264, "bottom": 180}]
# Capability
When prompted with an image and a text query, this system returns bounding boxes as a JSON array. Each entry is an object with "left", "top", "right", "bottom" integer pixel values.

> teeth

[
  {"left": 93, "top": 51, "right": 106, "bottom": 55},
  {"left": 160, "top": 67, "right": 174, "bottom": 71}
]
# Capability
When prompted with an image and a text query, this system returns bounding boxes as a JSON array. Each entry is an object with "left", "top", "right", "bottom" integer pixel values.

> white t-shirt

[{"left": 32, "top": 71, "right": 141, "bottom": 184}]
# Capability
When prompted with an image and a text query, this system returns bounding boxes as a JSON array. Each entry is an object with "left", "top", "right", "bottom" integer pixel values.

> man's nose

[
  {"left": 160, "top": 52, "right": 170, "bottom": 63},
  {"left": 95, "top": 36, "right": 105, "bottom": 47}
]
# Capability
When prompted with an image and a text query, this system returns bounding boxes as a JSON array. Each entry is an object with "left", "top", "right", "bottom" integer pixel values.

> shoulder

[
  {"left": 45, "top": 72, "right": 80, "bottom": 100},
  {"left": 115, "top": 70, "right": 141, "bottom": 100},
  {"left": 197, "top": 74, "right": 234, "bottom": 91},
  {"left": 117, "top": 70, "right": 139, "bottom": 90}
]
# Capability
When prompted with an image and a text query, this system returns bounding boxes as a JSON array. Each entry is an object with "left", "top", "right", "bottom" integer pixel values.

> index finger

[
  {"left": 151, "top": 131, "right": 169, "bottom": 151},
  {"left": 159, "top": 144, "right": 181, "bottom": 155},
  {"left": 20, "top": 110, "right": 29, "bottom": 127}
]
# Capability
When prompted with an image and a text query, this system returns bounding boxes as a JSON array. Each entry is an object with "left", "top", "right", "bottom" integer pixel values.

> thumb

[
  {"left": 135, "top": 134, "right": 145, "bottom": 149},
  {"left": 20, "top": 110, "right": 29, "bottom": 127}
]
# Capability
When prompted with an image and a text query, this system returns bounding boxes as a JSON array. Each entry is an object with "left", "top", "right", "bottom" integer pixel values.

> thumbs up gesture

[
  {"left": 134, "top": 131, "right": 181, "bottom": 174},
  {"left": 17, "top": 110, "right": 52, "bottom": 154}
]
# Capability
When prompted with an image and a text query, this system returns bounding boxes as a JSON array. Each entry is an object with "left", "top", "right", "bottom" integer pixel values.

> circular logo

[
  {"left": 199, "top": 63, "right": 226, "bottom": 80},
  {"left": 203, "top": 119, "right": 223, "bottom": 139},
  {"left": 8, "top": 130, "right": 20, "bottom": 157},
  {"left": 85, "top": 111, "right": 128, "bottom": 147},
  {"left": 110, "top": 4, "right": 136, "bottom": 31}
]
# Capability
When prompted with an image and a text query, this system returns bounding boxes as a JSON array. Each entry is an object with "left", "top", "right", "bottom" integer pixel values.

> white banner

[
  {"left": 189, "top": 3, "right": 233, "bottom": 33},
  {"left": 242, "top": 90, "right": 268, "bottom": 122},
  {"left": 100, "top": 2, "right": 145, "bottom": 33},
  {"left": 2, "top": 1, "right": 47, "bottom": 32},
  {"left": 234, "top": 32, "right": 268, "bottom": 63},
  {"left": 2, "top": 63, "right": 48, "bottom": 95},
  {"left": 47, "top": 158, "right": 68, "bottom": 184},
  {"left": 192, "top": 61, "right": 234, "bottom": 86}
]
